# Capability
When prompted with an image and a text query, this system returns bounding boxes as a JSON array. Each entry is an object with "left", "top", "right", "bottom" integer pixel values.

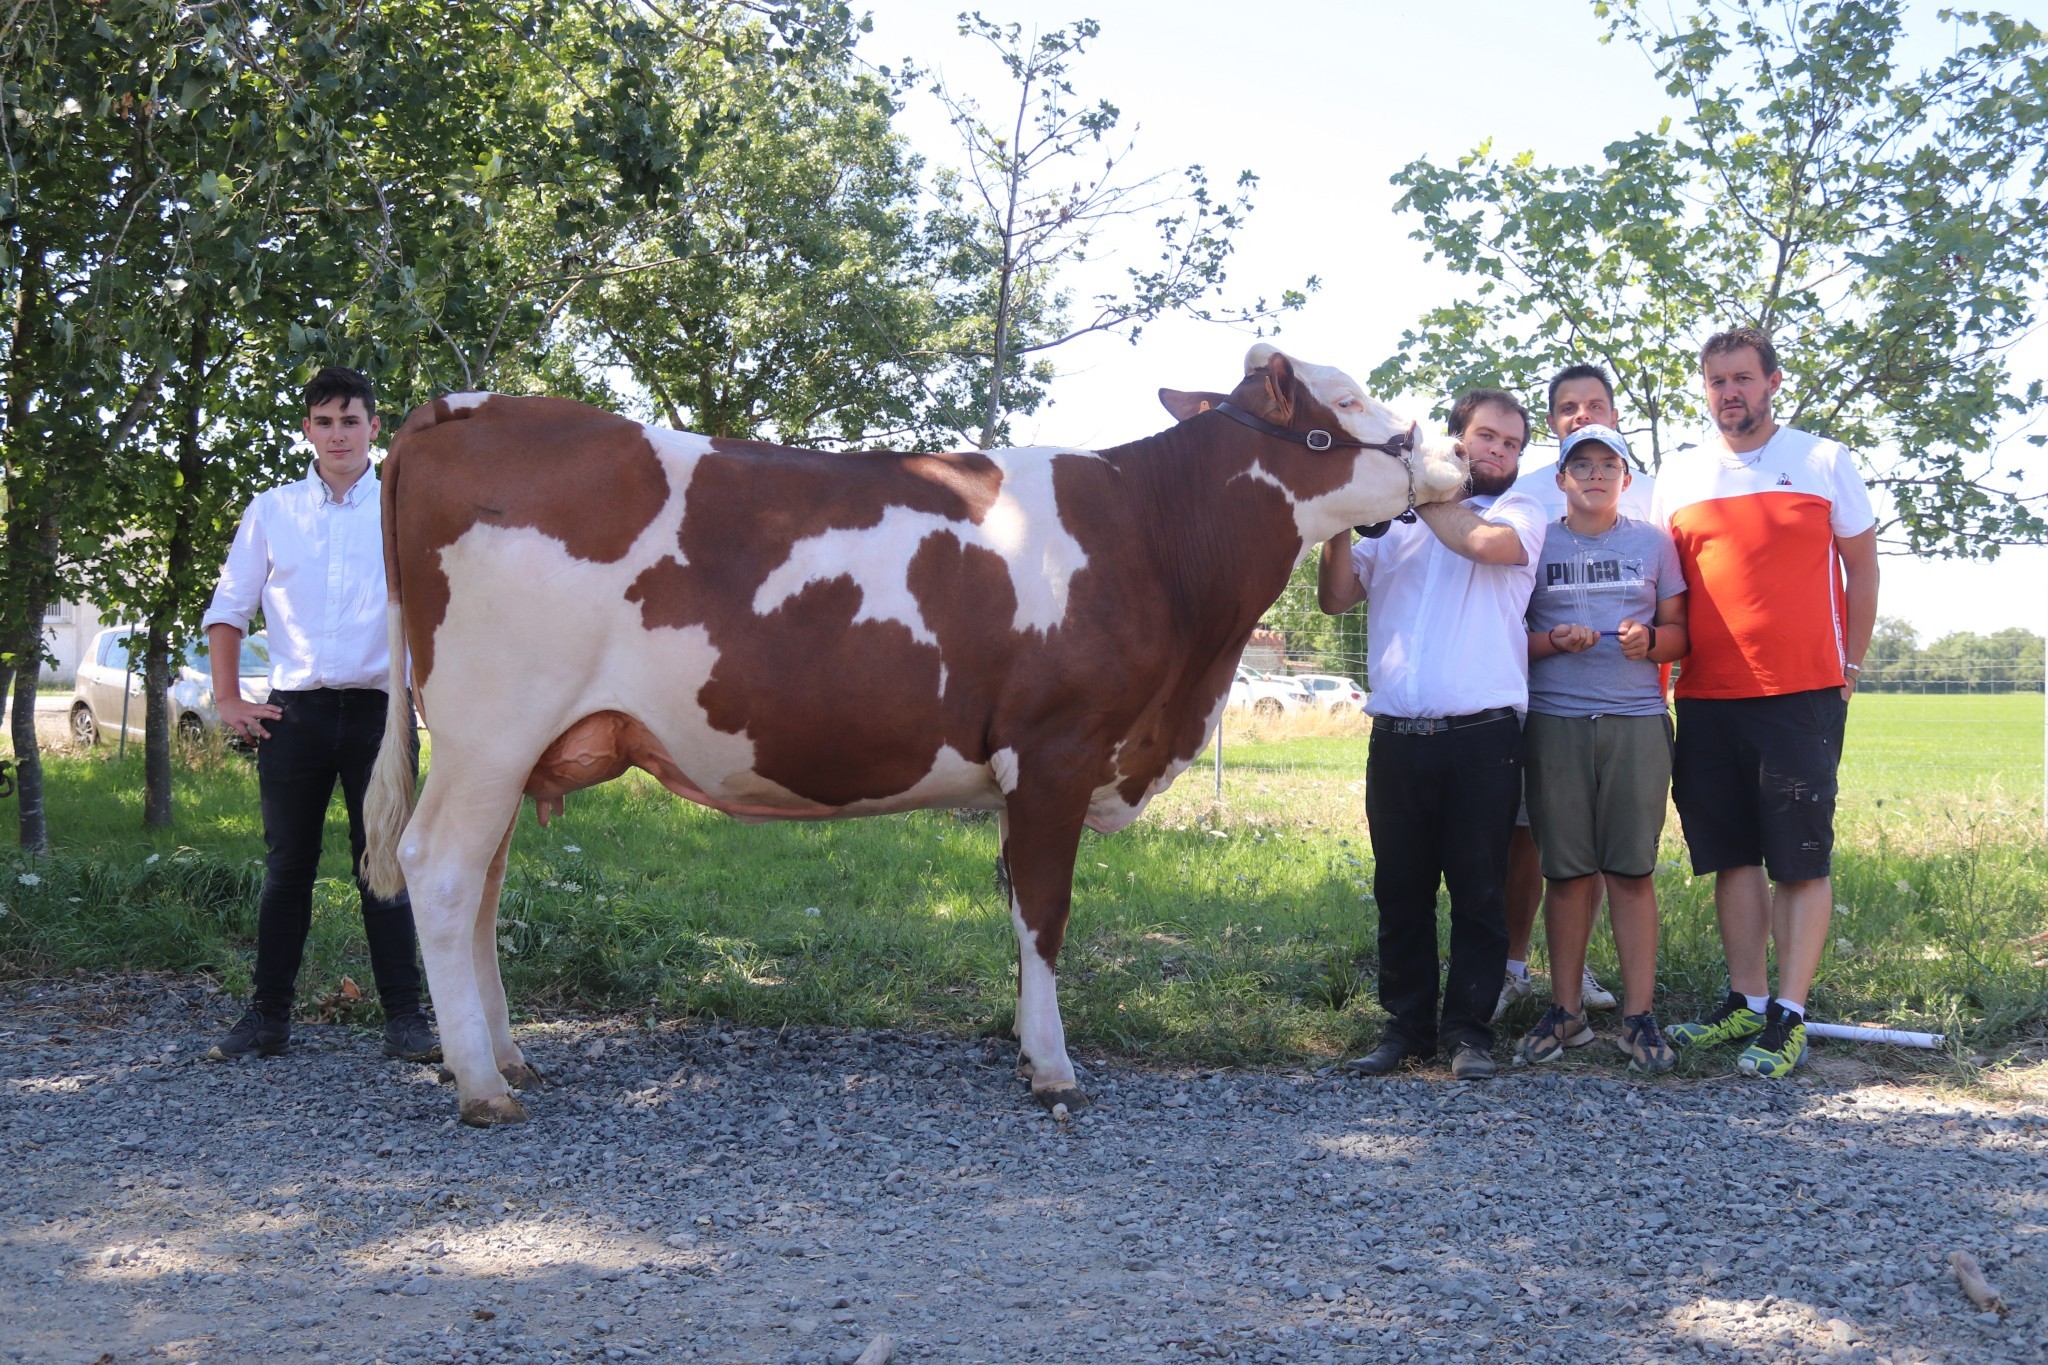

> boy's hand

[
  {"left": 1616, "top": 618, "right": 1653, "bottom": 660},
  {"left": 1548, "top": 623, "right": 1599, "bottom": 654}
]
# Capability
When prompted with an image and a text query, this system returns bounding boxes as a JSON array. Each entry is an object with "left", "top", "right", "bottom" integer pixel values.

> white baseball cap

[{"left": 1558, "top": 423, "right": 1631, "bottom": 464}]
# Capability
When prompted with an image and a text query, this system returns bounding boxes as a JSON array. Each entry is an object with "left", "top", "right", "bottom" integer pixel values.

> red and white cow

[{"left": 362, "top": 345, "right": 1467, "bottom": 1126}]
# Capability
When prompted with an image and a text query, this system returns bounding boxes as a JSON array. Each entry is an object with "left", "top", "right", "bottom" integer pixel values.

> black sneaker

[
  {"left": 381, "top": 1011, "right": 442, "bottom": 1062},
  {"left": 206, "top": 1006, "right": 290, "bottom": 1061}
]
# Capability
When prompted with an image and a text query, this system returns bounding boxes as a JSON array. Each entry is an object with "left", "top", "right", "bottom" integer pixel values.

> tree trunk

[
  {"left": 10, "top": 608, "right": 49, "bottom": 854},
  {"left": 141, "top": 309, "right": 213, "bottom": 829},
  {"left": 141, "top": 623, "right": 173, "bottom": 828},
  {"left": 978, "top": 71, "right": 1034, "bottom": 451},
  {"left": 2, "top": 241, "right": 54, "bottom": 852}
]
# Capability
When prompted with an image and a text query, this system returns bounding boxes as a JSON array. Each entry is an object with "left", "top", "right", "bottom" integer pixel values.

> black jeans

[
  {"left": 1364, "top": 716, "right": 1523, "bottom": 1052},
  {"left": 249, "top": 687, "right": 422, "bottom": 1018}
]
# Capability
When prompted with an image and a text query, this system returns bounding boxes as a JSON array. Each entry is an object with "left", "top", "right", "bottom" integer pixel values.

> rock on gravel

[{"left": 2, "top": 974, "right": 2045, "bottom": 1363}]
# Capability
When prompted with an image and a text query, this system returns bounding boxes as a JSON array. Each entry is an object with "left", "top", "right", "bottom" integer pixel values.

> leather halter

[{"left": 1211, "top": 401, "right": 1420, "bottom": 537}]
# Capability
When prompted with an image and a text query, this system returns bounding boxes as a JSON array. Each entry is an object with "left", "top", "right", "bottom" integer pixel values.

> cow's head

[{"left": 1160, "top": 345, "right": 1468, "bottom": 543}]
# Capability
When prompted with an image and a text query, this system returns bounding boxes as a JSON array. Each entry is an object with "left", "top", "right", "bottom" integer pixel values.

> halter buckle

[{"left": 1305, "top": 429, "right": 1333, "bottom": 452}]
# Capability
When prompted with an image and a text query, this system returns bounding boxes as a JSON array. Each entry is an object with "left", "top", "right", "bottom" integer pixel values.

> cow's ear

[
  {"left": 1256, "top": 352, "right": 1295, "bottom": 422},
  {"left": 1159, "top": 388, "right": 1222, "bottom": 422}
]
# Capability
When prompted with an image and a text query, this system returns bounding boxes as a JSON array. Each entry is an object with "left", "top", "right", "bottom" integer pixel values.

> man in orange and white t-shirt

[{"left": 1650, "top": 327, "right": 1879, "bottom": 1079}]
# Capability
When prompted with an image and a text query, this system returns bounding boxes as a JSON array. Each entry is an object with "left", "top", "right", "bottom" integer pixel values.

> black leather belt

[{"left": 1371, "top": 706, "right": 1517, "bottom": 736}]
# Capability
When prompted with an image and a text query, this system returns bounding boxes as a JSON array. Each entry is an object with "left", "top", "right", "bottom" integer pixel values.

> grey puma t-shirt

[{"left": 1525, "top": 516, "right": 1685, "bottom": 718}]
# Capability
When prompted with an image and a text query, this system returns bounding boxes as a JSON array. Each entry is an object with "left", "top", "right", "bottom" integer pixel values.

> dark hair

[
  {"left": 304, "top": 366, "right": 376, "bottom": 417},
  {"left": 1448, "top": 387, "right": 1531, "bottom": 447},
  {"left": 1546, "top": 363, "right": 1614, "bottom": 415},
  {"left": 1699, "top": 327, "right": 1778, "bottom": 377}
]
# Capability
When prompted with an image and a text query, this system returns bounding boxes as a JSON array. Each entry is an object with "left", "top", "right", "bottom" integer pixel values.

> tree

[
  {"left": 923, "top": 13, "right": 1310, "bottom": 449},
  {"left": 1, "top": 0, "right": 860, "bottom": 846},
  {"left": 570, "top": 34, "right": 943, "bottom": 446},
  {"left": 1371, "top": 0, "right": 2048, "bottom": 556}
]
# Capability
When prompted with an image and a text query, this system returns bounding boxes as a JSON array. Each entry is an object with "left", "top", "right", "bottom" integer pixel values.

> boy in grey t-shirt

[{"left": 1518, "top": 425, "right": 1689, "bottom": 1073}]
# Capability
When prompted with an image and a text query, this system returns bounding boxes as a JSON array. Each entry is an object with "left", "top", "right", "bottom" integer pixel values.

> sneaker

[
  {"left": 1738, "top": 1002, "right": 1807, "bottom": 1078},
  {"left": 206, "top": 1006, "right": 290, "bottom": 1061},
  {"left": 1491, "top": 970, "right": 1533, "bottom": 1022},
  {"left": 1619, "top": 1012, "right": 1675, "bottom": 1073},
  {"left": 381, "top": 1011, "right": 443, "bottom": 1063},
  {"left": 1667, "top": 991, "right": 1767, "bottom": 1049},
  {"left": 1580, "top": 967, "right": 1618, "bottom": 1012},
  {"left": 1514, "top": 1004, "right": 1594, "bottom": 1066}
]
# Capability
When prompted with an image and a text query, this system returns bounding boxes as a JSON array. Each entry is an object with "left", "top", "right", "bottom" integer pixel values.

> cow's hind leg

[
  {"left": 474, "top": 814, "right": 543, "bottom": 1090},
  {"left": 1000, "top": 786, "right": 1091, "bottom": 1110},
  {"left": 401, "top": 769, "right": 530, "bottom": 1126}
]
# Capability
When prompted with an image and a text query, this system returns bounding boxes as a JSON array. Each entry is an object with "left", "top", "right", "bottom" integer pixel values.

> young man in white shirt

[
  {"left": 202, "top": 368, "right": 438, "bottom": 1064},
  {"left": 1497, "top": 364, "right": 1659, "bottom": 1021},
  {"left": 1318, "top": 389, "right": 1548, "bottom": 1080}
]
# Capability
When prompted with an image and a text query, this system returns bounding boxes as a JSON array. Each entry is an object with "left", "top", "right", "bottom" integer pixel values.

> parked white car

[
  {"left": 70, "top": 627, "right": 271, "bottom": 747},
  {"left": 1293, "top": 673, "right": 1368, "bottom": 714},
  {"left": 1227, "top": 666, "right": 1314, "bottom": 719}
]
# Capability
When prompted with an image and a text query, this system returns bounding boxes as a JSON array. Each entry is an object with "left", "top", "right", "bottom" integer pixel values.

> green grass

[{"left": 2, "top": 694, "right": 2042, "bottom": 1071}]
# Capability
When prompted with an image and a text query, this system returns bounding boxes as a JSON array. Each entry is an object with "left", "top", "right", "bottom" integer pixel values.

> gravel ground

[{"left": 3, "top": 975, "right": 2043, "bottom": 1365}]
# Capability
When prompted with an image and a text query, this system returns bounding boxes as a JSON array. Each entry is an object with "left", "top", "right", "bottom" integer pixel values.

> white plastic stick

[{"left": 1805, "top": 1021, "right": 1945, "bottom": 1048}]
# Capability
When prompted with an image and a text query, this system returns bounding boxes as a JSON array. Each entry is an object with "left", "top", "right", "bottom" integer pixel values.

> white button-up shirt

[
  {"left": 1349, "top": 492, "right": 1547, "bottom": 719},
  {"left": 202, "top": 462, "right": 392, "bottom": 692}
]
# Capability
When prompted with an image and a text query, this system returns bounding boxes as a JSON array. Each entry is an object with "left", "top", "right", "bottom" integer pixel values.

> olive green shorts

[{"left": 1524, "top": 711, "right": 1673, "bottom": 880}]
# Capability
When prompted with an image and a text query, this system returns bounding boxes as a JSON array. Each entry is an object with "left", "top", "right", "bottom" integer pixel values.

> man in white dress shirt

[
  {"left": 1318, "top": 388, "right": 1548, "bottom": 1079},
  {"left": 201, "top": 367, "right": 438, "bottom": 1064}
]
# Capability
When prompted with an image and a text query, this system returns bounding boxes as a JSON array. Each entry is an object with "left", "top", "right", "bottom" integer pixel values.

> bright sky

[{"left": 862, "top": 0, "right": 2048, "bottom": 643}]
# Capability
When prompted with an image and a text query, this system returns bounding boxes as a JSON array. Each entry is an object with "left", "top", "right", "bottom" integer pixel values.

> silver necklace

[{"left": 1562, "top": 516, "right": 1622, "bottom": 627}]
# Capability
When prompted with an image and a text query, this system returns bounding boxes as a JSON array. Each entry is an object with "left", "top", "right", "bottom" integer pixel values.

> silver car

[{"left": 69, "top": 627, "right": 271, "bottom": 747}]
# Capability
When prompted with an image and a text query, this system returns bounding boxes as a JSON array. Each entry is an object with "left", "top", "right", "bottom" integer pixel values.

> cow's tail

[{"left": 363, "top": 402, "right": 443, "bottom": 900}]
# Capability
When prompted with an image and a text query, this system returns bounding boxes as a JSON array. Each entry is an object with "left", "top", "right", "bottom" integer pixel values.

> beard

[
  {"left": 1468, "top": 463, "right": 1517, "bottom": 497},
  {"left": 1715, "top": 402, "right": 1762, "bottom": 438}
]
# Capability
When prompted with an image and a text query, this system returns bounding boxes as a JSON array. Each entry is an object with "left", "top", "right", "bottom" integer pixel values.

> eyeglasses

[{"left": 1564, "top": 459, "right": 1627, "bottom": 480}]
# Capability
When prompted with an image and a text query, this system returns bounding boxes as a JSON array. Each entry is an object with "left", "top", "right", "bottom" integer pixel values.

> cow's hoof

[
  {"left": 501, "top": 1060, "right": 545, "bottom": 1090},
  {"left": 458, "top": 1094, "right": 529, "bottom": 1128},
  {"left": 1032, "top": 1084, "right": 1091, "bottom": 1112}
]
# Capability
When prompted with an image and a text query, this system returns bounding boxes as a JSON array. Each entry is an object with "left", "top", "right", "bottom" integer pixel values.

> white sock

[
  {"left": 1506, "top": 960, "right": 1529, "bottom": 981},
  {"left": 1742, "top": 993, "right": 1769, "bottom": 1014},
  {"left": 1775, "top": 997, "right": 1805, "bottom": 1020}
]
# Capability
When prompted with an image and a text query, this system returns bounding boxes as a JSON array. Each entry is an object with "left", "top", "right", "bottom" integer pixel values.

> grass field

[{"left": 3, "top": 692, "right": 2042, "bottom": 1075}]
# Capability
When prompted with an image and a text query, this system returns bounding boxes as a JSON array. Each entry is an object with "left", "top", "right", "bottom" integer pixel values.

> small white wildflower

[
  {"left": 543, "top": 878, "right": 560, "bottom": 889},
  {"left": 562, "top": 844, "right": 582, "bottom": 854},
  {"left": 16, "top": 872, "right": 41, "bottom": 887},
  {"left": 0, "top": 899, "right": 9, "bottom": 917},
  {"left": 561, "top": 880, "right": 581, "bottom": 894},
  {"left": 145, "top": 853, "right": 161, "bottom": 865},
  {"left": 594, "top": 894, "right": 608, "bottom": 905},
  {"left": 67, "top": 897, "right": 81, "bottom": 904},
  {"left": 803, "top": 906, "right": 821, "bottom": 918},
  {"left": 1894, "top": 878, "right": 1912, "bottom": 895}
]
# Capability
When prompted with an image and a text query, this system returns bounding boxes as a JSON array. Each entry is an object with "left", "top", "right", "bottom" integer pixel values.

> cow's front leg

[{"left": 999, "top": 791, "right": 1090, "bottom": 1110}]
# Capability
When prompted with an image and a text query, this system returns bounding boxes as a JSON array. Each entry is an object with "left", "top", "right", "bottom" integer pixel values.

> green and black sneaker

[
  {"left": 1738, "top": 1001, "right": 1808, "bottom": 1078},
  {"left": 1667, "top": 990, "right": 1767, "bottom": 1050}
]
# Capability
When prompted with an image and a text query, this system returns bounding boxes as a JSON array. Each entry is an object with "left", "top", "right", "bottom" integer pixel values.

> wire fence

[{"left": 1219, "top": 578, "right": 2048, "bottom": 831}]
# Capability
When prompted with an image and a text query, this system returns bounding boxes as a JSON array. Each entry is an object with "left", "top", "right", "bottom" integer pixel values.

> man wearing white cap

[
  {"left": 1516, "top": 423, "right": 1688, "bottom": 1072},
  {"left": 1497, "top": 365, "right": 1658, "bottom": 1020}
]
